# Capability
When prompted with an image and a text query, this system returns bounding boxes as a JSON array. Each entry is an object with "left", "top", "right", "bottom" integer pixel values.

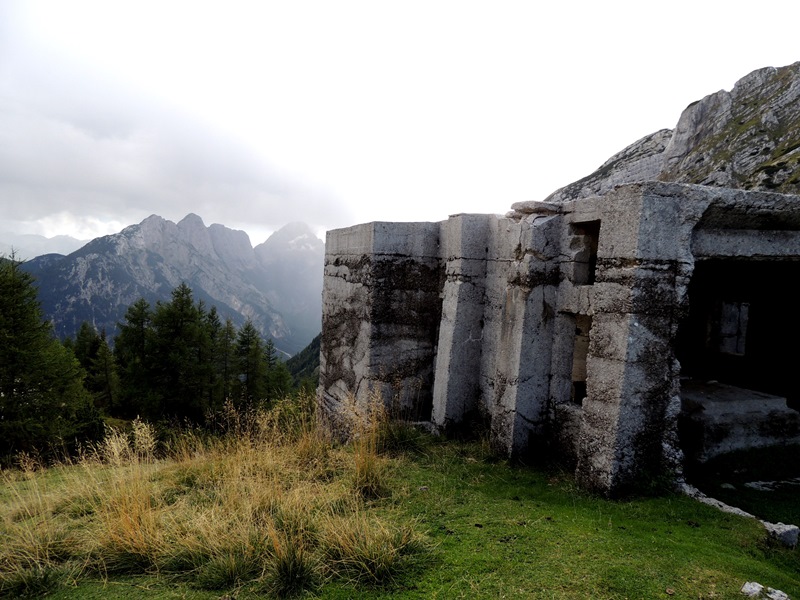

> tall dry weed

[
  {"left": 347, "top": 394, "right": 390, "bottom": 499},
  {"left": 0, "top": 395, "right": 427, "bottom": 595}
]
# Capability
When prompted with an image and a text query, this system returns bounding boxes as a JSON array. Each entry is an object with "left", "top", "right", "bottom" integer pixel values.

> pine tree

[
  {"left": 149, "top": 283, "right": 213, "bottom": 421},
  {"left": 115, "top": 298, "right": 155, "bottom": 418},
  {"left": 214, "top": 317, "right": 238, "bottom": 406},
  {"left": 89, "top": 331, "right": 120, "bottom": 414},
  {"left": 235, "top": 319, "right": 269, "bottom": 405},
  {"left": 0, "top": 256, "right": 102, "bottom": 456},
  {"left": 73, "top": 321, "right": 101, "bottom": 372},
  {"left": 264, "top": 339, "right": 293, "bottom": 400},
  {"left": 203, "top": 306, "right": 224, "bottom": 412}
]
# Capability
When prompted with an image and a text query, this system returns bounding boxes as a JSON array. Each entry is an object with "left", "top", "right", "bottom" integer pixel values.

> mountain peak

[
  {"left": 176, "top": 213, "right": 214, "bottom": 255},
  {"left": 178, "top": 213, "right": 206, "bottom": 228},
  {"left": 259, "top": 222, "right": 323, "bottom": 251},
  {"left": 21, "top": 216, "right": 324, "bottom": 355}
]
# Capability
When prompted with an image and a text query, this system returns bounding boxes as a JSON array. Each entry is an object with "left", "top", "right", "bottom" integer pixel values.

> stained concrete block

[
  {"left": 321, "top": 181, "right": 800, "bottom": 496},
  {"left": 680, "top": 381, "right": 800, "bottom": 461}
]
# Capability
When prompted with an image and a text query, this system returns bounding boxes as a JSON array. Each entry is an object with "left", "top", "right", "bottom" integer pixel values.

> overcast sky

[{"left": 1, "top": 1, "right": 799, "bottom": 245}]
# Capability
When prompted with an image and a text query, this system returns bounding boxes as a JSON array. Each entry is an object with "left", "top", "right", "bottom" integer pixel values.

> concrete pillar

[
  {"left": 431, "top": 215, "right": 491, "bottom": 431},
  {"left": 575, "top": 184, "right": 691, "bottom": 494},
  {"left": 487, "top": 214, "right": 561, "bottom": 457}
]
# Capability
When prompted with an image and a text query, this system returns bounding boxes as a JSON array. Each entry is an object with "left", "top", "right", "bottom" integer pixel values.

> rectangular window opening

[
  {"left": 569, "top": 220, "right": 601, "bottom": 285},
  {"left": 571, "top": 314, "right": 592, "bottom": 405}
]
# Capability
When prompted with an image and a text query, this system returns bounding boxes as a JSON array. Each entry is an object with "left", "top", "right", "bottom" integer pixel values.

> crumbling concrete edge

[{"left": 680, "top": 483, "right": 798, "bottom": 548}]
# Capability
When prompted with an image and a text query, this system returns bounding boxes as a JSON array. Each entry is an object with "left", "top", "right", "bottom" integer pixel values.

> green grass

[
  {"left": 2, "top": 408, "right": 798, "bottom": 599},
  {"left": 687, "top": 445, "right": 800, "bottom": 526}
]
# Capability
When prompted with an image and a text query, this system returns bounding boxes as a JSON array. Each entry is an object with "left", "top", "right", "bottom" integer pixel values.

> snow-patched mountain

[{"left": 22, "top": 215, "right": 324, "bottom": 355}]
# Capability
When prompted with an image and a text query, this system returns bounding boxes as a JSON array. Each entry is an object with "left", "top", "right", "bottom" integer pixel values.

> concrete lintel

[{"left": 692, "top": 229, "right": 800, "bottom": 258}]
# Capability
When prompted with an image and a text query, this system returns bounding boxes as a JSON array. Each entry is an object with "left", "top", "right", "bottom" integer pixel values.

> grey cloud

[{"left": 0, "top": 34, "right": 353, "bottom": 239}]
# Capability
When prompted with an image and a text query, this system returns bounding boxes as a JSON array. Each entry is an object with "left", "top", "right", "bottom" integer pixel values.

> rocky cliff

[
  {"left": 546, "top": 62, "right": 800, "bottom": 204},
  {"left": 23, "top": 216, "right": 324, "bottom": 355}
]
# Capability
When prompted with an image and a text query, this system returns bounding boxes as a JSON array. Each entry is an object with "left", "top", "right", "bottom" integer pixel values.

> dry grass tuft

[
  {"left": 0, "top": 393, "right": 427, "bottom": 596},
  {"left": 320, "top": 511, "right": 423, "bottom": 586}
]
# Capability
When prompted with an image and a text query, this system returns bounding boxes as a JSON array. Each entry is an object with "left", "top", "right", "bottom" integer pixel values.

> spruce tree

[
  {"left": 89, "top": 331, "right": 120, "bottom": 414},
  {"left": 214, "top": 317, "right": 238, "bottom": 407},
  {"left": 73, "top": 321, "right": 101, "bottom": 372},
  {"left": 265, "top": 339, "right": 293, "bottom": 400},
  {"left": 115, "top": 298, "right": 155, "bottom": 418},
  {"left": 149, "top": 283, "right": 213, "bottom": 421},
  {"left": 235, "top": 319, "right": 269, "bottom": 405},
  {"left": 0, "top": 256, "right": 102, "bottom": 456}
]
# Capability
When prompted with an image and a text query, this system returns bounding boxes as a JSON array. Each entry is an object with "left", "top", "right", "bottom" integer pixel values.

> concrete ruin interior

[{"left": 318, "top": 181, "right": 800, "bottom": 496}]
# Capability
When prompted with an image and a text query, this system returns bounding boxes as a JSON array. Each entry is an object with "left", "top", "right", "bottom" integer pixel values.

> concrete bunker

[{"left": 319, "top": 182, "right": 800, "bottom": 495}]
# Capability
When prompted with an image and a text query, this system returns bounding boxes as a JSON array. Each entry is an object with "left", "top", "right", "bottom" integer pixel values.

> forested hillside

[
  {"left": 0, "top": 255, "right": 299, "bottom": 460},
  {"left": 20, "top": 216, "right": 324, "bottom": 356},
  {"left": 286, "top": 333, "right": 321, "bottom": 390}
]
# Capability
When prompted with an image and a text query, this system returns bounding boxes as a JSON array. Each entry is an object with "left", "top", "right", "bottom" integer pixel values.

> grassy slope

[
  {"left": 375, "top": 446, "right": 799, "bottom": 599},
  {"left": 3, "top": 431, "right": 799, "bottom": 599},
  {"left": 687, "top": 445, "right": 800, "bottom": 527}
]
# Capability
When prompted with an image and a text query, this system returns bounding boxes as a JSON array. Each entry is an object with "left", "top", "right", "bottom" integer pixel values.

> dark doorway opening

[{"left": 677, "top": 259, "right": 800, "bottom": 409}]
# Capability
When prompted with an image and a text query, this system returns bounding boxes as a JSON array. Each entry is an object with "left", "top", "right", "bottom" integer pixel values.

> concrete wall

[
  {"left": 319, "top": 222, "right": 442, "bottom": 434},
  {"left": 319, "top": 182, "right": 800, "bottom": 495}
]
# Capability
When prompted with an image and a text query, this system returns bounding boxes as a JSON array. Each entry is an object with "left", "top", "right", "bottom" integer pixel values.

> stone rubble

[
  {"left": 682, "top": 484, "right": 798, "bottom": 548},
  {"left": 741, "top": 581, "right": 791, "bottom": 599}
]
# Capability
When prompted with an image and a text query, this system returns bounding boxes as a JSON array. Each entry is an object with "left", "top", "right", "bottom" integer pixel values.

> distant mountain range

[
  {"left": 16, "top": 215, "right": 324, "bottom": 356},
  {"left": 1, "top": 232, "right": 88, "bottom": 259}
]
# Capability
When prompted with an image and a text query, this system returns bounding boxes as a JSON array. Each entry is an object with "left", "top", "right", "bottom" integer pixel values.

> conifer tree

[
  {"left": 265, "top": 339, "right": 293, "bottom": 399},
  {"left": 73, "top": 321, "right": 101, "bottom": 372},
  {"left": 89, "top": 331, "right": 120, "bottom": 414},
  {"left": 149, "top": 283, "right": 210, "bottom": 420},
  {"left": 214, "top": 317, "right": 238, "bottom": 406},
  {"left": 0, "top": 256, "right": 102, "bottom": 456},
  {"left": 115, "top": 298, "right": 155, "bottom": 417},
  {"left": 235, "top": 319, "right": 269, "bottom": 405}
]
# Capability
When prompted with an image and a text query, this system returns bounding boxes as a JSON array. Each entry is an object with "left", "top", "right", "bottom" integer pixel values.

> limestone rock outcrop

[{"left": 546, "top": 62, "right": 800, "bottom": 204}]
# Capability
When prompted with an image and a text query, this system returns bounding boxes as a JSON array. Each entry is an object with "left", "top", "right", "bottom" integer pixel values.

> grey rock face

[
  {"left": 546, "top": 62, "right": 800, "bottom": 203},
  {"left": 545, "top": 129, "right": 673, "bottom": 204},
  {"left": 23, "top": 217, "right": 323, "bottom": 355}
]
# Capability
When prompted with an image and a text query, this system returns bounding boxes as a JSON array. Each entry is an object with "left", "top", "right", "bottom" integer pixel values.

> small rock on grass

[{"left": 741, "top": 581, "right": 790, "bottom": 599}]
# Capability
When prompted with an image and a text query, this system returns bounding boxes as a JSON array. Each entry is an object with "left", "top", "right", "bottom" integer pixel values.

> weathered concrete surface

[
  {"left": 680, "top": 381, "right": 800, "bottom": 461},
  {"left": 320, "top": 63, "right": 800, "bottom": 495},
  {"left": 320, "top": 182, "right": 800, "bottom": 495},
  {"left": 319, "top": 221, "right": 441, "bottom": 435},
  {"left": 431, "top": 215, "right": 491, "bottom": 432}
]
